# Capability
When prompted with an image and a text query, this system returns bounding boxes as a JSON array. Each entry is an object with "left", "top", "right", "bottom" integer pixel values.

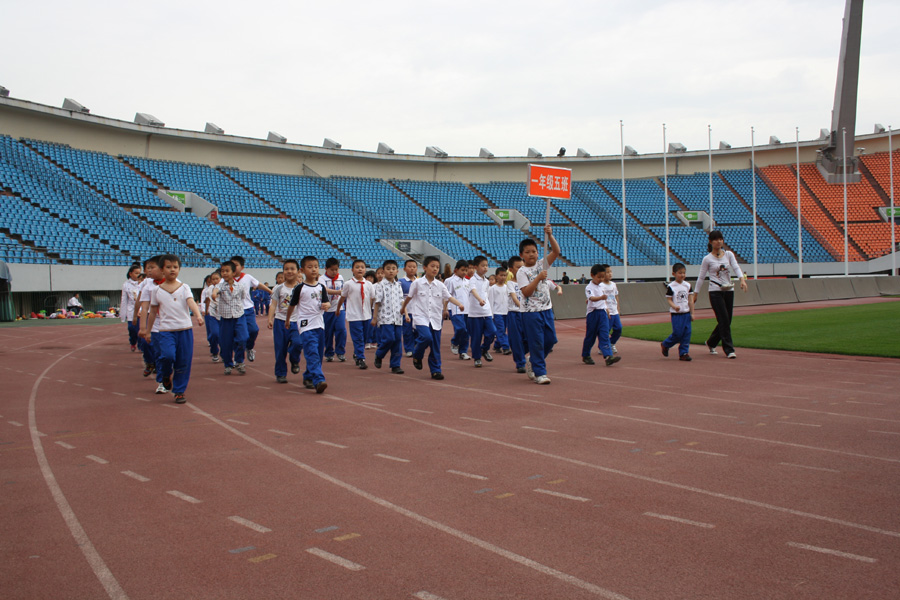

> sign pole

[
  {"left": 620, "top": 120, "right": 628, "bottom": 282},
  {"left": 796, "top": 127, "right": 803, "bottom": 278},
  {"left": 708, "top": 124, "right": 714, "bottom": 227},
  {"left": 663, "top": 123, "right": 670, "bottom": 282},
  {"left": 544, "top": 196, "right": 551, "bottom": 262},
  {"left": 751, "top": 126, "right": 758, "bottom": 280}
]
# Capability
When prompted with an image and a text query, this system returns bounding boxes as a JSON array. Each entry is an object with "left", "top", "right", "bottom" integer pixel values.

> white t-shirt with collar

[{"left": 150, "top": 283, "right": 194, "bottom": 331}]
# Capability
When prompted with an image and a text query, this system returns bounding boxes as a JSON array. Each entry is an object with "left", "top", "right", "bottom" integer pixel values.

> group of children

[{"left": 121, "top": 225, "right": 704, "bottom": 404}]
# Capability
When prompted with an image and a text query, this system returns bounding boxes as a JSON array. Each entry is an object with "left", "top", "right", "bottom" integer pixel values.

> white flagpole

[
  {"left": 796, "top": 127, "right": 803, "bottom": 278},
  {"left": 620, "top": 120, "right": 628, "bottom": 282},
  {"left": 708, "top": 124, "right": 714, "bottom": 226},
  {"left": 891, "top": 126, "right": 896, "bottom": 276},
  {"left": 842, "top": 126, "right": 849, "bottom": 276},
  {"left": 663, "top": 123, "right": 670, "bottom": 281},
  {"left": 751, "top": 126, "right": 758, "bottom": 279},
  {"left": 544, "top": 196, "right": 550, "bottom": 261}
]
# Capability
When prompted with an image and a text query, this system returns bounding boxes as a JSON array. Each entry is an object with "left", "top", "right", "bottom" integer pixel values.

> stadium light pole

[
  {"left": 620, "top": 120, "right": 628, "bottom": 282},
  {"left": 751, "top": 126, "right": 758, "bottom": 279},
  {"left": 796, "top": 127, "right": 803, "bottom": 278},
  {"left": 708, "top": 124, "right": 714, "bottom": 226},
  {"left": 890, "top": 125, "right": 896, "bottom": 276},
  {"left": 663, "top": 123, "right": 670, "bottom": 282},
  {"left": 842, "top": 126, "right": 849, "bottom": 276}
]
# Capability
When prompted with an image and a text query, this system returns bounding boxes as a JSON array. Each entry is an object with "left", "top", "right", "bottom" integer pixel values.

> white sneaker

[
  {"left": 525, "top": 354, "right": 535, "bottom": 380},
  {"left": 451, "top": 344, "right": 459, "bottom": 355},
  {"left": 535, "top": 375, "right": 551, "bottom": 385},
  {"left": 611, "top": 345, "right": 618, "bottom": 354},
  {"left": 459, "top": 352, "right": 471, "bottom": 360},
  {"left": 727, "top": 352, "right": 737, "bottom": 359},
  {"left": 211, "top": 354, "right": 220, "bottom": 363},
  {"left": 236, "top": 362, "right": 246, "bottom": 374},
  {"left": 247, "top": 349, "right": 256, "bottom": 362},
  {"left": 707, "top": 342, "right": 718, "bottom": 355},
  {"left": 404, "top": 351, "right": 413, "bottom": 357},
  {"left": 155, "top": 382, "right": 167, "bottom": 394}
]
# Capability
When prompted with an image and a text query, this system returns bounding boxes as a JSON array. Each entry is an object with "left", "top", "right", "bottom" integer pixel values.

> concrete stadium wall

[{"left": 2, "top": 97, "right": 896, "bottom": 183}]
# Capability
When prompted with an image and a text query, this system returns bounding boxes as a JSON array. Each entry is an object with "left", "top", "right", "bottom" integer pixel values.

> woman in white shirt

[{"left": 693, "top": 230, "right": 748, "bottom": 359}]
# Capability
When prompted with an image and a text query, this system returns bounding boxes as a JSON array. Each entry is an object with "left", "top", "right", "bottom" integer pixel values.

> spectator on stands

[{"left": 67, "top": 293, "right": 83, "bottom": 316}]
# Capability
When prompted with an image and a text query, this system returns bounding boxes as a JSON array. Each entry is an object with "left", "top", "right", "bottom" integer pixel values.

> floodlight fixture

[
  {"left": 479, "top": 147, "right": 495, "bottom": 159},
  {"left": 576, "top": 148, "right": 591, "bottom": 157},
  {"left": 0, "top": 86, "right": 9, "bottom": 98},
  {"left": 267, "top": 131, "right": 287, "bottom": 143},
  {"left": 134, "top": 112, "right": 165, "bottom": 127},
  {"left": 62, "top": 98, "right": 89, "bottom": 113},
  {"left": 668, "top": 142, "right": 687, "bottom": 153},
  {"left": 205, "top": 122, "right": 224, "bottom": 135},
  {"left": 623, "top": 145, "right": 638, "bottom": 156},
  {"left": 377, "top": 142, "right": 394, "bottom": 154},
  {"left": 557, "top": 147, "right": 566, "bottom": 157},
  {"left": 769, "top": 135, "right": 782, "bottom": 145},
  {"left": 527, "top": 147, "right": 542, "bottom": 158},
  {"left": 874, "top": 123, "right": 886, "bottom": 133},
  {"left": 323, "top": 138, "right": 342, "bottom": 149},
  {"left": 425, "top": 146, "right": 448, "bottom": 158},
  {"left": 719, "top": 141, "right": 732, "bottom": 150}
]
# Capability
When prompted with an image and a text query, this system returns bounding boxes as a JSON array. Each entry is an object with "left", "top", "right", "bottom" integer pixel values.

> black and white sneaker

[
  {"left": 247, "top": 349, "right": 256, "bottom": 362},
  {"left": 483, "top": 351, "right": 493, "bottom": 362},
  {"left": 291, "top": 362, "right": 300, "bottom": 374},
  {"left": 276, "top": 376, "right": 288, "bottom": 384}
]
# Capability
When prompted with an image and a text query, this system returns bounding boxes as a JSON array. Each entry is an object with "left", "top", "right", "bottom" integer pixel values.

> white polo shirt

[
  {"left": 488, "top": 284, "right": 509, "bottom": 316},
  {"left": 271, "top": 282, "right": 300, "bottom": 322},
  {"left": 150, "top": 283, "right": 193, "bottom": 331},
  {"left": 600, "top": 281, "right": 619, "bottom": 316},
  {"left": 340, "top": 278, "right": 374, "bottom": 321},
  {"left": 467, "top": 273, "right": 493, "bottom": 318},
  {"left": 444, "top": 274, "right": 468, "bottom": 316},
  {"left": 234, "top": 272, "right": 259, "bottom": 310},
  {"left": 319, "top": 273, "right": 344, "bottom": 313},
  {"left": 139, "top": 278, "right": 164, "bottom": 332},
  {"left": 585, "top": 281, "right": 607, "bottom": 313},
  {"left": 407, "top": 277, "right": 451, "bottom": 330}
]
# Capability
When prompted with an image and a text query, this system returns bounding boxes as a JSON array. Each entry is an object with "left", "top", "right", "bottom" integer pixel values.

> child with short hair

[
  {"left": 467, "top": 256, "right": 496, "bottom": 368},
  {"left": 337, "top": 259, "right": 374, "bottom": 369},
  {"left": 229, "top": 255, "right": 271, "bottom": 363},
  {"left": 400, "top": 256, "right": 464, "bottom": 380},
  {"left": 268, "top": 259, "right": 302, "bottom": 383},
  {"left": 662, "top": 262, "right": 694, "bottom": 361},
  {"left": 135, "top": 256, "right": 162, "bottom": 377},
  {"left": 371, "top": 259, "right": 405, "bottom": 374},
  {"left": 506, "top": 256, "right": 527, "bottom": 373},
  {"left": 201, "top": 271, "right": 221, "bottom": 362},
  {"left": 400, "top": 259, "right": 418, "bottom": 357},
  {"left": 120, "top": 263, "right": 142, "bottom": 352},
  {"left": 275, "top": 272, "right": 285, "bottom": 285},
  {"left": 285, "top": 256, "right": 331, "bottom": 393},
  {"left": 145, "top": 254, "right": 204, "bottom": 404},
  {"left": 599, "top": 265, "right": 622, "bottom": 355},
  {"left": 212, "top": 260, "right": 250, "bottom": 375},
  {"left": 489, "top": 266, "right": 511, "bottom": 355},
  {"left": 582, "top": 264, "right": 620, "bottom": 366},
  {"left": 319, "top": 257, "right": 347, "bottom": 363},
  {"left": 137, "top": 256, "right": 168, "bottom": 391},
  {"left": 444, "top": 259, "right": 471, "bottom": 360},
  {"left": 516, "top": 225, "right": 560, "bottom": 384},
  {"left": 364, "top": 270, "right": 378, "bottom": 348}
]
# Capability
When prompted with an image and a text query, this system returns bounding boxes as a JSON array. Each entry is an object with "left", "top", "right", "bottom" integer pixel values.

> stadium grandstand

[{"left": 0, "top": 96, "right": 896, "bottom": 289}]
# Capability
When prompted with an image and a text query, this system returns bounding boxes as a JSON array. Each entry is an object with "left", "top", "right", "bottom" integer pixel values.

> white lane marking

[
  {"left": 8, "top": 420, "right": 24, "bottom": 427},
  {"left": 27, "top": 334, "right": 129, "bottom": 600},
  {"left": 643, "top": 512, "right": 715, "bottom": 529},
  {"left": 534, "top": 489, "right": 590, "bottom": 503},
  {"left": 360, "top": 402, "right": 384, "bottom": 407},
  {"left": 316, "top": 440, "right": 349, "bottom": 449},
  {"left": 772, "top": 394, "right": 806, "bottom": 399},
  {"left": 571, "top": 398, "right": 600, "bottom": 404},
  {"left": 203, "top": 378, "right": 216, "bottom": 382},
  {"left": 55, "top": 441, "right": 75, "bottom": 450},
  {"left": 786, "top": 542, "right": 877, "bottom": 563},
  {"left": 167, "top": 490, "right": 202, "bottom": 504},
  {"left": 255, "top": 386, "right": 271, "bottom": 390},
  {"left": 522, "top": 426, "right": 557, "bottom": 433},
  {"left": 226, "top": 419, "right": 249, "bottom": 425},
  {"left": 869, "top": 430, "right": 900, "bottom": 436},
  {"left": 193, "top": 405, "right": 630, "bottom": 599},
  {"left": 305, "top": 547, "right": 365, "bottom": 571},
  {"left": 628, "top": 406, "right": 661, "bottom": 411},
  {"left": 697, "top": 413, "right": 738, "bottom": 419},
  {"left": 228, "top": 516, "right": 272, "bottom": 533},
  {"left": 321, "top": 393, "right": 900, "bottom": 539},
  {"left": 407, "top": 408, "right": 434, "bottom": 415},
  {"left": 121, "top": 471, "right": 150, "bottom": 482},
  {"left": 595, "top": 437, "right": 636, "bottom": 444},
  {"left": 268, "top": 429, "right": 294, "bottom": 436},
  {"left": 91, "top": 387, "right": 104, "bottom": 391},
  {"left": 135, "top": 397, "right": 151, "bottom": 402},
  {"left": 162, "top": 405, "right": 179, "bottom": 409},
  {"left": 447, "top": 469, "right": 488, "bottom": 480},
  {"left": 775, "top": 421, "right": 821, "bottom": 428},
  {"left": 414, "top": 592, "right": 448, "bottom": 600},
  {"left": 112, "top": 392, "right": 126, "bottom": 397},
  {"left": 86, "top": 455, "right": 109, "bottom": 465},
  {"left": 679, "top": 448, "right": 728, "bottom": 457},
  {"left": 779, "top": 463, "right": 840, "bottom": 473},
  {"left": 375, "top": 453, "right": 410, "bottom": 463},
  {"left": 72, "top": 383, "right": 84, "bottom": 386},
  {"left": 846, "top": 400, "right": 882, "bottom": 406},
  {"left": 460, "top": 417, "right": 492, "bottom": 423}
]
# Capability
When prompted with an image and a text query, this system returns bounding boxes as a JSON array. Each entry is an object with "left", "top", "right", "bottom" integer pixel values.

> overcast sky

[{"left": 3, "top": 0, "right": 898, "bottom": 158}]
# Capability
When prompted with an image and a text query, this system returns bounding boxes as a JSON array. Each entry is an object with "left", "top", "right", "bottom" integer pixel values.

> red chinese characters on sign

[{"left": 527, "top": 164, "right": 572, "bottom": 199}]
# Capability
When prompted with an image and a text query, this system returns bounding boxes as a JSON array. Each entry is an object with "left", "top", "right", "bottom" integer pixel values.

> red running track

[{"left": 1, "top": 312, "right": 898, "bottom": 599}]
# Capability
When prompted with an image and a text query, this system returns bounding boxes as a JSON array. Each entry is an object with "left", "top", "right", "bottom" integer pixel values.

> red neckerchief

[
  {"left": 326, "top": 273, "right": 340, "bottom": 288},
  {"left": 356, "top": 279, "right": 365, "bottom": 303},
  {"left": 234, "top": 273, "right": 245, "bottom": 282},
  {"left": 153, "top": 278, "right": 165, "bottom": 285}
]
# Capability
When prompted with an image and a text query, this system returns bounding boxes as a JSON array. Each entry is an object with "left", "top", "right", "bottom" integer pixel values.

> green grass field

[{"left": 622, "top": 302, "right": 900, "bottom": 358}]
